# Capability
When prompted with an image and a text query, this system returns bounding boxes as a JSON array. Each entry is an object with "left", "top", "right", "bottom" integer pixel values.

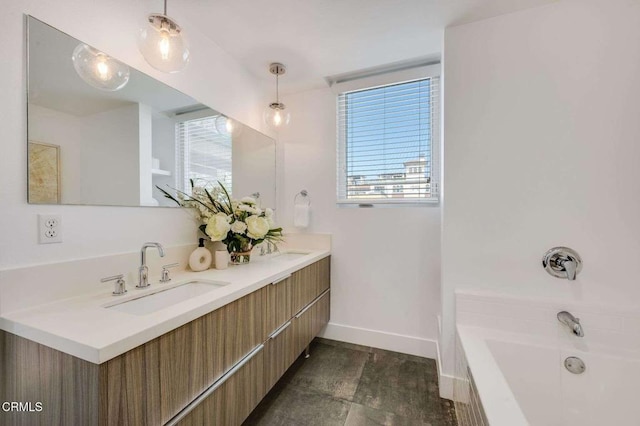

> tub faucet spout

[{"left": 557, "top": 311, "right": 584, "bottom": 337}]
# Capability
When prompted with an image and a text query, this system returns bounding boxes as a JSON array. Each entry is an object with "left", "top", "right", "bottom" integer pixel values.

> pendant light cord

[
  {"left": 164, "top": 0, "right": 168, "bottom": 15},
  {"left": 276, "top": 73, "right": 280, "bottom": 104}
]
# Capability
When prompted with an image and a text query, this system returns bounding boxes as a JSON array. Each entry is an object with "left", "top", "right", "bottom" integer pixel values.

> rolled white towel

[{"left": 294, "top": 204, "right": 310, "bottom": 228}]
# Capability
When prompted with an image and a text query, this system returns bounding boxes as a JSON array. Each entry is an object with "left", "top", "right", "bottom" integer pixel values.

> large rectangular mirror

[{"left": 27, "top": 16, "right": 275, "bottom": 208}]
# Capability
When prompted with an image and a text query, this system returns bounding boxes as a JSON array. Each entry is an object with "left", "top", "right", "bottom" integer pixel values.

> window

[
  {"left": 176, "top": 114, "right": 232, "bottom": 195},
  {"left": 337, "top": 76, "right": 440, "bottom": 204}
]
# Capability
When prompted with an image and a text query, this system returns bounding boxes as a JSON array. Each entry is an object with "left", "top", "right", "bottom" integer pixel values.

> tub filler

[{"left": 453, "top": 291, "right": 640, "bottom": 426}]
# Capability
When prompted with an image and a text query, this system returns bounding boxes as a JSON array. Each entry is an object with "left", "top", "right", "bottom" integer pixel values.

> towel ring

[{"left": 294, "top": 190, "right": 311, "bottom": 206}]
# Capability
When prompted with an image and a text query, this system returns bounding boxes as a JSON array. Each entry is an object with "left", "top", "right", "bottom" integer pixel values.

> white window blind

[
  {"left": 337, "top": 77, "right": 440, "bottom": 204},
  {"left": 176, "top": 114, "right": 232, "bottom": 194}
]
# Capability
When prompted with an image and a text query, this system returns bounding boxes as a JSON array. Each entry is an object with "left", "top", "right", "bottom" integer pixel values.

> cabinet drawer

[
  {"left": 263, "top": 320, "right": 296, "bottom": 392},
  {"left": 292, "top": 290, "right": 330, "bottom": 359},
  {"left": 102, "top": 287, "right": 266, "bottom": 425},
  {"left": 265, "top": 274, "right": 293, "bottom": 336},
  {"left": 222, "top": 286, "right": 267, "bottom": 371},
  {"left": 292, "top": 256, "right": 330, "bottom": 315},
  {"left": 175, "top": 346, "right": 266, "bottom": 426}
]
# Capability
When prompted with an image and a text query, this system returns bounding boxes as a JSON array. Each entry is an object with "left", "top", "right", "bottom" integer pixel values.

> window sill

[{"left": 337, "top": 199, "right": 440, "bottom": 208}]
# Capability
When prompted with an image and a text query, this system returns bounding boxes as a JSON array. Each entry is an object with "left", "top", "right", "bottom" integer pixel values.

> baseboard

[
  {"left": 318, "top": 322, "right": 438, "bottom": 360},
  {"left": 436, "top": 338, "right": 455, "bottom": 400},
  {"left": 438, "top": 374, "right": 455, "bottom": 400}
]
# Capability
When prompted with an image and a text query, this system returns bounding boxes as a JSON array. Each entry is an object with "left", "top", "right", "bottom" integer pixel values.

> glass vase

[{"left": 229, "top": 246, "right": 252, "bottom": 265}]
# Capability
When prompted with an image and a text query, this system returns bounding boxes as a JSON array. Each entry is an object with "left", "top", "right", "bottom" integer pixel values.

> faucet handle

[
  {"left": 542, "top": 247, "right": 582, "bottom": 280},
  {"left": 160, "top": 263, "right": 179, "bottom": 283},
  {"left": 560, "top": 259, "right": 577, "bottom": 281},
  {"left": 101, "top": 274, "right": 127, "bottom": 296}
]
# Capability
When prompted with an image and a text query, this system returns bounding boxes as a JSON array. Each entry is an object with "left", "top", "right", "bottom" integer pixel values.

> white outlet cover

[{"left": 38, "top": 214, "right": 62, "bottom": 244}]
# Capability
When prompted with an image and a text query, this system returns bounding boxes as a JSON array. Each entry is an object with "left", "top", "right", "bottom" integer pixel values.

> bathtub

[{"left": 453, "top": 291, "right": 640, "bottom": 426}]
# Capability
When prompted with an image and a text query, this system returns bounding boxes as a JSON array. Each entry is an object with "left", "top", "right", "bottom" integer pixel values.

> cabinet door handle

[
  {"left": 165, "top": 343, "right": 264, "bottom": 426},
  {"left": 269, "top": 321, "right": 292, "bottom": 339},
  {"left": 294, "top": 289, "right": 330, "bottom": 319},
  {"left": 271, "top": 274, "right": 292, "bottom": 285}
]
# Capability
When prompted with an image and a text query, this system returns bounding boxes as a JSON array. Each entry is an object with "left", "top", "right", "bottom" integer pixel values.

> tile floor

[{"left": 243, "top": 338, "right": 457, "bottom": 426}]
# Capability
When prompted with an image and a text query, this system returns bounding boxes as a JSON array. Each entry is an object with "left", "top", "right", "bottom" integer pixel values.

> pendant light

[
  {"left": 138, "top": 0, "right": 190, "bottom": 73},
  {"left": 71, "top": 44, "right": 130, "bottom": 91},
  {"left": 263, "top": 63, "right": 290, "bottom": 131}
]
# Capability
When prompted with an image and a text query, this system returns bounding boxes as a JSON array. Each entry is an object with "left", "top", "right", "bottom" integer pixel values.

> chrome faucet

[
  {"left": 260, "top": 241, "right": 279, "bottom": 256},
  {"left": 557, "top": 311, "right": 584, "bottom": 337},
  {"left": 542, "top": 247, "right": 582, "bottom": 281},
  {"left": 138, "top": 242, "right": 165, "bottom": 289},
  {"left": 560, "top": 259, "right": 577, "bottom": 281}
]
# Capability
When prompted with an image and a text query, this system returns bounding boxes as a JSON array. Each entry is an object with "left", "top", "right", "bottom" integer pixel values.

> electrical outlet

[{"left": 38, "top": 214, "right": 62, "bottom": 244}]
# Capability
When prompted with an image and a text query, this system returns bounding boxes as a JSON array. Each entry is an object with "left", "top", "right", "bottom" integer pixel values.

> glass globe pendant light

[
  {"left": 263, "top": 63, "right": 290, "bottom": 131},
  {"left": 138, "top": 0, "right": 190, "bottom": 73},
  {"left": 71, "top": 44, "right": 130, "bottom": 91}
]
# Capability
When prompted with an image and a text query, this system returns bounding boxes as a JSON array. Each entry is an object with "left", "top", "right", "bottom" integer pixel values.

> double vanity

[
  {"left": 6, "top": 14, "right": 330, "bottom": 426},
  {"left": 0, "top": 247, "right": 331, "bottom": 425}
]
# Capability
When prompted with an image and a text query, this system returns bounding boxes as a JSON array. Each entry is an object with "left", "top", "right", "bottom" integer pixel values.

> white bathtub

[{"left": 453, "top": 291, "right": 640, "bottom": 426}]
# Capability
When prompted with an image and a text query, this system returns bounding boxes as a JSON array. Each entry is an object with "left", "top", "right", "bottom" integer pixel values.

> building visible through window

[{"left": 337, "top": 77, "right": 440, "bottom": 204}]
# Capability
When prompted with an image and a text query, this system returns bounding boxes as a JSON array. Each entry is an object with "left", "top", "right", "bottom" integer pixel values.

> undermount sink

[
  {"left": 105, "top": 280, "right": 228, "bottom": 316},
  {"left": 270, "top": 251, "right": 311, "bottom": 262}
]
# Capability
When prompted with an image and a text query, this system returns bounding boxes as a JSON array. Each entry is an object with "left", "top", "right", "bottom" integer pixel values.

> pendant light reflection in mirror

[
  {"left": 215, "top": 115, "right": 242, "bottom": 137},
  {"left": 264, "top": 63, "right": 291, "bottom": 131},
  {"left": 138, "top": 0, "right": 190, "bottom": 73},
  {"left": 71, "top": 44, "right": 130, "bottom": 91}
]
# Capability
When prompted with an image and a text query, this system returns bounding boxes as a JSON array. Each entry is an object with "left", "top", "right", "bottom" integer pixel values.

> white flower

[
  {"left": 246, "top": 215, "right": 270, "bottom": 239},
  {"left": 238, "top": 204, "right": 253, "bottom": 213},
  {"left": 205, "top": 213, "right": 231, "bottom": 241},
  {"left": 241, "top": 197, "right": 256, "bottom": 205},
  {"left": 230, "top": 221, "right": 247, "bottom": 234},
  {"left": 198, "top": 204, "right": 212, "bottom": 219},
  {"left": 263, "top": 208, "right": 276, "bottom": 227}
]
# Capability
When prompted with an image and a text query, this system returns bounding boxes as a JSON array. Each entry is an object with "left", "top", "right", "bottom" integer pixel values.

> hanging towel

[{"left": 294, "top": 204, "right": 310, "bottom": 228}]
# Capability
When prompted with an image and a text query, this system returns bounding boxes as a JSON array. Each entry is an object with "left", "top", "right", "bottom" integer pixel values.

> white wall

[
  {"left": 82, "top": 104, "right": 141, "bottom": 206},
  {"left": 152, "top": 114, "right": 178, "bottom": 207},
  {"left": 279, "top": 88, "right": 442, "bottom": 357},
  {"left": 0, "top": 0, "right": 268, "bottom": 269},
  {"left": 28, "top": 104, "right": 84, "bottom": 204},
  {"left": 232, "top": 129, "right": 277, "bottom": 210},
  {"left": 441, "top": 0, "right": 640, "bottom": 388}
]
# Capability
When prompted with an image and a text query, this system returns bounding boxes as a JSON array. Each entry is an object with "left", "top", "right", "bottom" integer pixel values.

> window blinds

[
  {"left": 176, "top": 115, "right": 232, "bottom": 194},
  {"left": 337, "top": 77, "right": 439, "bottom": 204}
]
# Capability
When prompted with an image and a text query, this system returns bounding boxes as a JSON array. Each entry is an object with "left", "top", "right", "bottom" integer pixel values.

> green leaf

[
  {"left": 217, "top": 181, "right": 234, "bottom": 213},
  {"left": 155, "top": 185, "right": 182, "bottom": 206}
]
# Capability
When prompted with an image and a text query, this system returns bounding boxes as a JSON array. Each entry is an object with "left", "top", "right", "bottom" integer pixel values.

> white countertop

[{"left": 0, "top": 249, "right": 330, "bottom": 364}]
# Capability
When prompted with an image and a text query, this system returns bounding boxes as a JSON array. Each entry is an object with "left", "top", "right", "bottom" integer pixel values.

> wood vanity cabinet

[
  {"left": 0, "top": 256, "right": 330, "bottom": 426},
  {"left": 292, "top": 256, "right": 330, "bottom": 315},
  {"left": 101, "top": 286, "right": 267, "bottom": 426}
]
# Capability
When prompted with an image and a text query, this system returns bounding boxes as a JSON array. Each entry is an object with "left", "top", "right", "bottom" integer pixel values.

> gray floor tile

[
  {"left": 287, "top": 340, "right": 369, "bottom": 400},
  {"left": 243, "top": 385, "right": 350, "bottom": 426},
  {"left": 245, "top": 339, "right": 457, "bottom": 426},
  {"left": 316, "top": 339, "right": 435, "bottom": 366},
  {"left": 352, "top": 351, "right": 455, "bottom": 425},
  {"left": 344, "top": 403, "right": 433, "bottom": 426}
]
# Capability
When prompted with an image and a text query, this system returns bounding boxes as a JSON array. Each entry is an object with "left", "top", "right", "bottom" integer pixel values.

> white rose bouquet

[{"left": 157, "top": 180, "right": 282, "bottom": 260}]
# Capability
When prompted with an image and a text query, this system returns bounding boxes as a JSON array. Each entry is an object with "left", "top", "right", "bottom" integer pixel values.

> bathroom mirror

[{"left": 26, "top": 16, "right": 276, "bottom": 208}]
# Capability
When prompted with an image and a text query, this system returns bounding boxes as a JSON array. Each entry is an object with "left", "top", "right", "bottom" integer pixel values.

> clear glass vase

[{"left": 229, "top": 245, "right": 252, "bottom": 265}]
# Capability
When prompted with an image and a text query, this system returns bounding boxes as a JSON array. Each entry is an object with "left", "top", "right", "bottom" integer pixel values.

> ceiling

[{"left": 179, "top": 0, "right": 560, "bottom": 94}]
